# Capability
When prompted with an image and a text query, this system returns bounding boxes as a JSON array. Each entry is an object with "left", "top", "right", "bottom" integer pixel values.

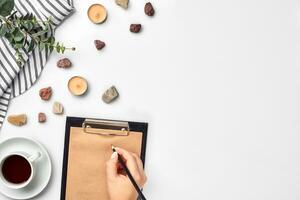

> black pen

[{"left": 111, "top": 145, "right": 147, "bottom": 200}]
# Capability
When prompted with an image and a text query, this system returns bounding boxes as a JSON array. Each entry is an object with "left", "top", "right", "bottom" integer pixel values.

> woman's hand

[{"left": 106, "top": 147, "right": 147, "bottom": 200}]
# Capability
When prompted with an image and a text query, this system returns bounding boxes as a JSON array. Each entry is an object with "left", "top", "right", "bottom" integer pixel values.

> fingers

[
  {"left": 116, "top": 147, "right": 147, "bottom": 186},
  {"left": 106, "top": 152, "right": 118, "bottom": 179},
  {"left": 115, "top": 148, "right": 140, "bottom": 177},
  {"left": 132, "top": 153, "right": 144, "bottom": 174},
  {"left": 132, "top": 153, "right": 147, "bottom": 184}
]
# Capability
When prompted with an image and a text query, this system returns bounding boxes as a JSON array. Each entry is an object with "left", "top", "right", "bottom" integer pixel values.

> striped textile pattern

[{"left": 0, "top": 0, "right": 74, "bottom": 128}]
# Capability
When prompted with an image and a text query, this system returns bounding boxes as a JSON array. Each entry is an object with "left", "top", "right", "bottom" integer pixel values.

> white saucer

[{"left": 0, "top": 137, "right": 52, "bottom": 199}]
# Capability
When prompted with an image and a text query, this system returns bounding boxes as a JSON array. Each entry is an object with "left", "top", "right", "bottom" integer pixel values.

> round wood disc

[
  {"left": 68, "top": 76, "right": 88, "bottom": 96},
  {"left": 87, "top": 4, "right": 107, "bottom": 24}
]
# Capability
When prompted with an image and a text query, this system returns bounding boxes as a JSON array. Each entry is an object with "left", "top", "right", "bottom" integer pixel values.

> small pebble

[
  {"left": 53, "top": 102, "right": 64, "bottom": 115},
  {"left": 115, "top": 0, "right": 129, "bottom": 9},
  {"left": 130, "top": 24, "right": 142, "bottom": 33},
  {"left": 7, "top": 114, "right": 27, "bottom": 126},
  {"left": 102, "top": 86, "right": 119, "bottom": 103},
  {"left": 144, "top": 2, "right": 155, "bottom": 16},
  {"left": 57, "top": 58, "right": 72, "bottom": 68},
  {"left": 94, "top": 40, "right": 106, "bottom": 50},
  {"left": 38, "top": 112, "right": 46, "bottom": 123},
  {"left": 39, "top": 87, "right": 52, "bottom": 101}
]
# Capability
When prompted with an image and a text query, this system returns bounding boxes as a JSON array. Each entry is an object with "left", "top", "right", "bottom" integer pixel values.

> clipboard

[{"left": 60, "top": 116, "right": 148, "bottom": 200}]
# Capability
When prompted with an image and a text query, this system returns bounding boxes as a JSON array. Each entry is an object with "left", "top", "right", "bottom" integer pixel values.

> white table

[{"left": 1, "top": 0, "right": 300, "bottom": 199}]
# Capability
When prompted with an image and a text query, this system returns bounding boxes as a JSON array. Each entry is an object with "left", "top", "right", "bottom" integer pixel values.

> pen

[{"left": 111, "top": 145, "right": 147, "bottom": 200}]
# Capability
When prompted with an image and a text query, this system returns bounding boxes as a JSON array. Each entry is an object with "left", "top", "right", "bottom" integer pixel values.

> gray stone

[
  {"left": 102, "top": 86, "right": 119, "bottom": 103},
  {"left": 115, "top": 0, "right": 129, "bottom": 9}
]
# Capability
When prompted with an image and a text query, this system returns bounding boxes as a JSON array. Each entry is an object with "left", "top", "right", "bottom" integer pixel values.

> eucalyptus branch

[{"left": 0, "top": 0, "right": 75, "bottom": 64}]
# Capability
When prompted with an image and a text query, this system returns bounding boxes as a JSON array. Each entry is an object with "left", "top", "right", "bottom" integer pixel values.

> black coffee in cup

[{"left": 1, "top": 155, "right": 32, "bottom": 184}]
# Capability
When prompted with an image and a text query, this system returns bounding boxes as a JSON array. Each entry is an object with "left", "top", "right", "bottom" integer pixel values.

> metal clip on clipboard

[{"left": 82, "top": 119, "right": 130, "bottom": 136}]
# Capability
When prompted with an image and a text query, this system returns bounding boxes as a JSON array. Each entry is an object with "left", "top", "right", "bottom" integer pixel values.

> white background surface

[{"left": 1, "top": 0, "right": 300, "bottom": 199}]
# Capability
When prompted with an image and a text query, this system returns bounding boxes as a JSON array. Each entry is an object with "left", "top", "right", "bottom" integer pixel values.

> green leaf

[
  {"left": 8, "top": 10, "right": 17, "bottom": 20},
  {"left": 50, "top": 36, "right": 55, "bottom": 45},
  {"left": 22, "top": 22, "right": 28, "bottom": 29},
  {"left": 0, "top": 24, "right": 9, "bottom": 36},
  {"left": 55, "top": 42, "right": 61, "bottom": 53},
  {"left": 61, "top": 46, "right": 65, "bottom": 54},
  {"left": 5, "top": 32, "right": 13, "bottom": 43},
  {"left": 49, "top": 45, "right": 54, "bottom": 52},
  {"left": 39, "top": 42, "right": 45, "bottom": 51},
  {"left": 23, "top": 21, "right": 35, "bottom": 31},
  {"left": 0, "top": 0, "right": 15, "bottom": 17},
  {"left": 45, "top": 44, "right": 49, "bottom": 53},
  {"left": 13, "top": 29, "right": 24, "bottom": 42},
  {"left": 25, "top": 14, "right": 30, "bottom": 20},
  {"left": 56, "top": 45, "right": 60, "bottom": 53},
  {"left": 32, "top": 29, "right": 48, "bottom": 37},
  {"left": 28, "top": 40, "right": 35, "bottom": 52},
  {"left": 0, "top": 11, "right": 74, "bottom": 56},
  {"left": 13, "top": 42, "right": 23, "bottom": 49},
  {"left": 15, "top": 50, "right": 24, "bottom": 65}
]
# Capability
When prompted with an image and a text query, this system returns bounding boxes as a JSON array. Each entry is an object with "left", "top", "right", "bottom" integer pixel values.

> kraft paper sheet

[{"left": 65, "top": 127, "right": 143, "bottom": 200}]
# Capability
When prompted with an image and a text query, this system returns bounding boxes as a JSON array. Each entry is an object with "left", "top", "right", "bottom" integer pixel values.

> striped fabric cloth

[{"left": 0, "top": 0, "right": 74, "bottom": 128}]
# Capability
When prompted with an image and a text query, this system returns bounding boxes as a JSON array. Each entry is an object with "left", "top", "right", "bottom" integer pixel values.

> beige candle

[
  {"left": 88, "top": 4, "right": 107, "bottom": 24},
  {"left": 68, "top": 76, "right": 88, "bottom": 96}
]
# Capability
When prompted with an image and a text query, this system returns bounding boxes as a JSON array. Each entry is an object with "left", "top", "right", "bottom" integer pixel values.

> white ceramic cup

[{"left": 0, "top": 151, "right": 41, "bottom": 189}]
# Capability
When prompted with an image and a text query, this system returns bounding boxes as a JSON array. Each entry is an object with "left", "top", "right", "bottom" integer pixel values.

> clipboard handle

[{"left": 82, "top": 119, "right": 130, "bottom": 136}]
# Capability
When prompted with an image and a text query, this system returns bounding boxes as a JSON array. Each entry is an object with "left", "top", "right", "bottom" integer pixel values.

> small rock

[
  {"left": 53, "top": 102, "right": 64, "bottom": 115},
  {"left": 7, "top": 114, "right": 27, "bottom": 126},
  {"left": 57, "top": 58, "right": 72, "bottom": 68},
  {"left": 94, "top": 40, "right": 106, "bottom": 50},
  {"left": 130, "top": 24, "right": 142, "bottom": 33},
  {"left": 144, "top": 2, "right": 155, "bottom": 16},
  {"left": 38, "top": 112, "right": 46, "bottom": 123},
  {"left": 115, "top": 0, "right": 129, "bottom": 9},
  {"left": 102, "top": 86, "right": 119, "bottom": 103},
  {"left": 39, "top": 87, "right": 52, "bottom": 101}
]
